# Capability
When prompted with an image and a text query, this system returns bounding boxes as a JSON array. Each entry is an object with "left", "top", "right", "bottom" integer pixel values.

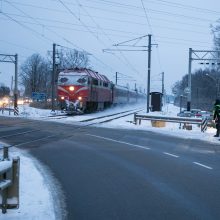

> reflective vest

[{"left": 213, "top": 104, "right": 220, "bottom": 120}]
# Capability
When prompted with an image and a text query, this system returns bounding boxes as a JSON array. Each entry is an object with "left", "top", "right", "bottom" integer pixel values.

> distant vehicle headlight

[
  {"left": 17, "top": 99, "right": 24, "bottom": 105},
  {"left": 78, "top": 96, "right": 82, "bottom": 100},
  {"left": 3, "top": 98, "right": 9, "bottom": 104}
]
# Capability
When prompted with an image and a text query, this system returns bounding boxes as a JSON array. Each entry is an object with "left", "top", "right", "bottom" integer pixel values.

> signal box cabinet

[{"left": 150, "top": 92, "right": 163, "bottom": 111}]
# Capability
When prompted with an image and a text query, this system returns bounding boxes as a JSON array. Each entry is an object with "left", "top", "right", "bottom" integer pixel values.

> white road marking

[
  {"left": 86, "top": 134, "right": 150, "bottom": 150},
  {"left": 12, "top": 135, "right": 57, "bottom": 147},
  {"left": 163, "top": 152, "right": 179, "bottom": 158},
  {"left": 193, "top": 162, "right": 213, "bottom": 170}
]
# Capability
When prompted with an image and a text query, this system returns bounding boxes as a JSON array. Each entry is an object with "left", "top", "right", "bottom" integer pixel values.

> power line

[
  {"left": 144, "top": 0, "right": 220, "bottom": 15},
  {"left": 1, "top": 13, "right": 212, "bottom": 49},
  {"left": 4, "top": 0, "right": 82, "bottom": 50},
  {"left": 4, "top": 1, "right": 215, "bottom": 35},
  {"left": 2, "top": 1, "right": 117, "bottom": 74},
  {"left": 73, "top": 0, "right": 142, "bottom": 76},
  {"left": 1, "top": 12, "right": 52, "bottom": 43},
  {"left": 5, "top": 1, "right": 212, "bottom": 40},
  {"left": 57, "top": 0, "right": 104, "bottom": 44},
  {"left": 0, "top": 39, "right": 38, "bottom": 53},
  {"left": 58, "top": 0, "right": 142, "bottom": 76},
  {"left": 2, "top": 10, "right": 208, "bottom": 32},
  {"left": 8, "top": 1, "right": 216, "bottom": 23},
  {"left": 1, "top": 12, "right": 211, "bottom": 37},
  {"left": 141, "top": 0, "right": 163, "bottom": 71},
  {"left": 56, "top": 0, "right": 119, "bottom": 74},
  {"left": 50, "top": 0, "right": 220, "bottom": 16}
]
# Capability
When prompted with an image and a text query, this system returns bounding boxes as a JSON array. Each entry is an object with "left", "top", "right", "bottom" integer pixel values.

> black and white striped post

[
  {"left": 14, "top": 106, "right": 19, "bottom": 116},
  {"left": 14, "top": 54, "right": 19, "bottom": 116}
]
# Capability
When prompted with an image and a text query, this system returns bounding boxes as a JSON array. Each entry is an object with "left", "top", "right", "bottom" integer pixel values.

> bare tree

[
  {"left": 58, "top": 49, "right": 90, "bottom": 69},
  {"left": 0, "top": 85, "right": 10, "bottom": 98},
  {"left": 172, "top": 68, "right": 220, "bottom": 110},
  {"left": 211, "top": 20, "right": 220, "bottom": 60},
  {"left": 19, "top": 54, "right": 51, "bottom": 97}
]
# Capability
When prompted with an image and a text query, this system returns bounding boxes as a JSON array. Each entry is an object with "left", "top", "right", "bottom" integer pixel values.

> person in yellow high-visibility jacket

[{"left": 213, "top": 99, "right": 220, "bottom": 137}]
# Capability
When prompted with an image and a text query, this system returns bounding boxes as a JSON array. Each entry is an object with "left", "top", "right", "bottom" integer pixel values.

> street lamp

[{"left": 205, "top": 74, "right": 219, "bottom": 98}]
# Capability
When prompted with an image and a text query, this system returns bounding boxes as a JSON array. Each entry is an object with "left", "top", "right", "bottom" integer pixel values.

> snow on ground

[
  {"left": 0, "top": 147, "right": 64, "bottom": 220},
  {"left": 9, "top": 102, "right": 217, "bottom": 144},
  {"left": 0, "top": 102, "right": 219, "bottom": 219}
]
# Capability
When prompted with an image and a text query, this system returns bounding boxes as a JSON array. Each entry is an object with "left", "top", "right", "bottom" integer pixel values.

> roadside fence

[
  {"left": 0, "top": 107, "right": 15, "bottom": 115},
  {"left": 133, "top": 113, "right": 208, "bottom": 132},
  {"left": 0, "top": 146, "right": 20, "bottom": 214}
]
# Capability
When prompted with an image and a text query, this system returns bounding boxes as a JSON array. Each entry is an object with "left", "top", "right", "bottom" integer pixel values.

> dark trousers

[{"left": 216, "top": 123, "right": 220, "bottom": 136}]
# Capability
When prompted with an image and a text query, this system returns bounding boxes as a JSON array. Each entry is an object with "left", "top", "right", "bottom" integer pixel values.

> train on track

[{"left": 57, "top": 68, "right": 146, "bottom": 114}]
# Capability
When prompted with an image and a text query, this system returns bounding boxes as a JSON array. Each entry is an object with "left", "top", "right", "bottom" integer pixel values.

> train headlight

[
  {"left": 78, "top": 96, "right": 82, "bottom": 100},
  {"left": 69, "top": 86, "right": 74, "bottom": 91},
  {"left": 61, "top": 96, "right": 65, "bottom": 100}
]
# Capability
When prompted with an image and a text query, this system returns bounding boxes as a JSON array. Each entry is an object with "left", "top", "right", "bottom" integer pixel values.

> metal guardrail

[
  {"left": 0, "top": 147, "right": 20, "bottom": 214},
  {"left": 133, "top": 113, "right": 208, "bottom": 132},
  {"left": 0, "top": 107, "right": 14, "bottom": 115}
]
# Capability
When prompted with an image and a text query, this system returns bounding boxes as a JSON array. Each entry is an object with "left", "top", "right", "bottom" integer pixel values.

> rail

[
  {"left": 0, "top": 146, "right": 20, "bottom": 214},
  {"left": 133, "top": 113, "right": 208, "bottom": 132}
]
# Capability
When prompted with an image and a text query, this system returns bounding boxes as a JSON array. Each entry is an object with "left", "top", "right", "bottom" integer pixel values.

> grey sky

[{"left": 0, "top": 0, "right": 220, "bottom": 94}]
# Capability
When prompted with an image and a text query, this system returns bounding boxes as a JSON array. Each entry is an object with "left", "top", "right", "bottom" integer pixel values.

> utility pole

[
  {"left": 187, "top": 48, "right": 192, "bottom": 111},
  {"left": 103, "top": 34, "right": 156, "bottom": 113},
  {"left": 0, "top": 53, "right": 19, "bottom": 115},
  {"left": 161, "top": 72, "right": 164, "bottom": 95},
  {"left": 52, "top": 43, "right": 56, "bottom": 112},
  {"left": 187, "top": 48, "right": 220, "bottom": 111},
  {"left": 115, "top": 72, "right": 118, "bottom": 85},
  {"left": 147, "top": 34, "right": 152, "bottom": 113},
  {"left": 11, "top": 76, "right": 14, "bottom": 94},
  {"left": 14, "top": 54, "right": 18, "bottom": 115}
]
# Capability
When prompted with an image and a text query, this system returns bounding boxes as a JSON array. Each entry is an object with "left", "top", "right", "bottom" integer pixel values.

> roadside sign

[
  {"left": 184, "top": 87, "right": 190, "bottom": 94},
  {"left": 32, "top": 92, "right": 46, "bottom": 101}
]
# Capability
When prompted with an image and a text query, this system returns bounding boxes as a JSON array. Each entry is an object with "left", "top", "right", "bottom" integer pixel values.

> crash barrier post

[
  {"left": 133, "top": 113, "right": 208, "bottom": 132},
  {"left": 0, "top": 146, "right": 20, "bottom": 214}
]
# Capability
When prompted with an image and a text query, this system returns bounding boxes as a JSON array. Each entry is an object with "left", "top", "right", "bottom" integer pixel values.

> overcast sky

[{"left": 0, "top": 0, "right": 220, "bottom": 94}]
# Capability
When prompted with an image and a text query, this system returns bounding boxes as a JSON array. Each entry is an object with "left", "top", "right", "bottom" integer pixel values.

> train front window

[{"left": 58, "top": 75, "right": 88, "bottom": 85}]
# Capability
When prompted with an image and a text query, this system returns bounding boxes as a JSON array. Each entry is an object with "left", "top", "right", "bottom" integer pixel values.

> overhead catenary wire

[
  {"left": 74, "top": 0, "right": 142, "bottom": 76},
  {"left": 140, "top": 0, "right": 163, "bottom": 72},
  {"left": 0, "top": 39, "right": 38, "bottom": 53},
  {"left": 47, "top": 0, "right": 220, "bottom": 16},
  {"left": 58, "top": 0, "right": 142, "bottom": 76},
  {"left": 2, "top": 6, "right": 212, "bottom": 29},
  {"left": 1, "top": 0, "right": 217, "bottom": 91},
  {"left": 8, "top": 1, "right": 216, "bottom": 24},
  {"left": 82, "top": 0, "right": 220, "bottom": 15},
  {"left": 1, "top": 13, "right": 212, "bottom": 38},
  {"left": 0, "top": 1, "right": 213, "bottom": 51},
  {"left": 2, "top": 0, "right": 117, "bottom": 74},
  {"left": 0, "top": 13, "right": 213, "bottom": 50}
]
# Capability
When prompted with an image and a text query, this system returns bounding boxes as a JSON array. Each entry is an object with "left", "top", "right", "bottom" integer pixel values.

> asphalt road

[{"left": 0, "top": 116, "right": 220, "bottom": 220}]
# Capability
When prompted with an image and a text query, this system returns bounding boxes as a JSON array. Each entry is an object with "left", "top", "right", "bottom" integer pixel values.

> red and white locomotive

[{"left": 57, "top": 68, "right": 145, "bottom": 114}]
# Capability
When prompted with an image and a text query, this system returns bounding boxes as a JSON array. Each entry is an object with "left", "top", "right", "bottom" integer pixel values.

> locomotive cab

[{"left": 58, "top": 71, "right": 89, "bottom": 113}]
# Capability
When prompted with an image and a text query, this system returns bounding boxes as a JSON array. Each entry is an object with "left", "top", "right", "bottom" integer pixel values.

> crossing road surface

[{"left": 0, "top": 117, "right": 220, "bottom": 220}]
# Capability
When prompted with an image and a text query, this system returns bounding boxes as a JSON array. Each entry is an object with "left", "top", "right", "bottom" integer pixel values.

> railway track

[
  {"left": 79, "top": 108, "right": 144, "bottom": 126},
  {"left": 79, "top": 108, "right": 142, "bottom": 122}
]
